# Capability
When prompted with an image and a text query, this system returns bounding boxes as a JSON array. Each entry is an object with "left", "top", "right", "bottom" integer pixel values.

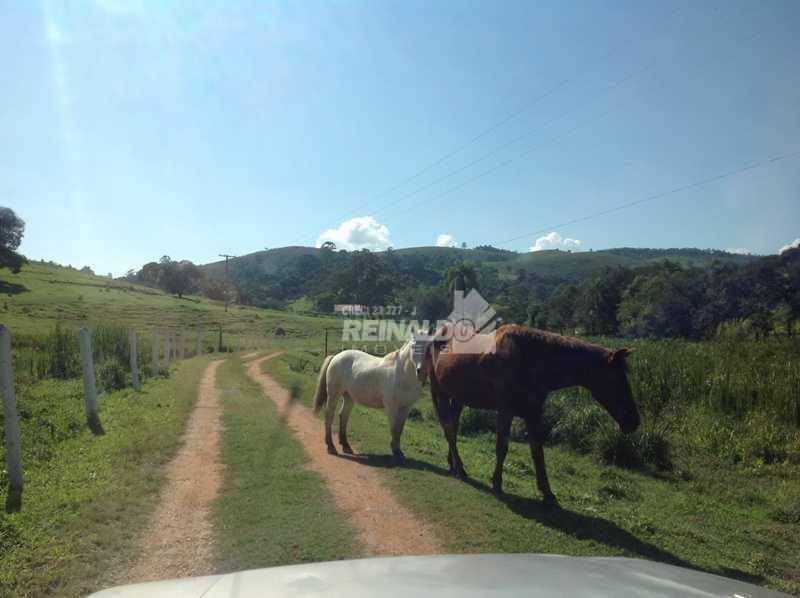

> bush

[
  {"left": 455, "top": 409, "right": 528, "bottom": 441},
  {"left": 459, "top": 408, "right": 495, "bottom": 435},
  {"left": 595, "top": 425, "right": 672, "bottom": 471},
  {"left": 91, "top": 325, "right": 129, "bottom": 365},
  {"left": 43, "top": 323, "right": 81, "bottom": 379},
  {"left": 546, "top": 394, "right": 606, "bottom": 452},
  {"left": 97, "top": 358, "right": 127, "bottom": 393}
]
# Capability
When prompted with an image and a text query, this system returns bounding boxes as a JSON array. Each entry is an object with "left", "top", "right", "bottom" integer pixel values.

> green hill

[
  {"left": 1, "top": 260, "right": 332, "bottom": 338},
  {"left": 196, "top": 244, "right": 759, "bottom": 310}
]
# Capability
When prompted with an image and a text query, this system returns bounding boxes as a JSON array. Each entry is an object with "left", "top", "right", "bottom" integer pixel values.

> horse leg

[
  {"left": 338, "top": 392, "right": 354, "bottom": 454},
  {"left": 491, "top": 410, "right": 513, "bottom": 495},
  {"left": 431, "top": 388, "right": 456, "bottom": 472},
  {"left": 389, "top": 406, "right": 410, "bottom": 463},
  {"left": 525, "top": 415, "right": 556, "bottom": 503},
  {"left": 444, "top": 401, "right": 467, "bottom": 479},
  {"left": 324, "top": 383, "right": 339, "bottom": 455}
]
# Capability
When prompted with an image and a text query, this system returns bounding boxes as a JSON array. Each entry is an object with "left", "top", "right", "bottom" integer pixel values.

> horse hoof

[
  {"left": 341, "top": 444, "right": 354, "bottom": 455},
  {"left": 327, "top": 445, "right": 338, "bottom": 455}
]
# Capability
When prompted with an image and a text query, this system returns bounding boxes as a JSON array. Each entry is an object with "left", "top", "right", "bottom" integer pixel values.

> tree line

[
  {"left": 220, "top": 243, "right": 800, "bottom": 339},
  {"left": 529, "top": 251, "right": 799, "bottom": 338}
]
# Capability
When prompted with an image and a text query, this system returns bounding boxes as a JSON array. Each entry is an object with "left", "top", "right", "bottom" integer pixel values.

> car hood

[{"left": 90, "top": 553, "right": 788, "bottom": 597}]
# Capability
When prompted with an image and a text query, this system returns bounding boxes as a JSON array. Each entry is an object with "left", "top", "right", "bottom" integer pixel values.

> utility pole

[{"left": 219, "top": 253, "right": 236, "bottom": 312}]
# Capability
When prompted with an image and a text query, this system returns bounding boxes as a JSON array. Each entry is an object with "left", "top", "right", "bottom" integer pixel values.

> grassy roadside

[
  {"left": 0, "top": 357, "right": 210, "bottom": 597},
  {"left": 212, "top": 356, "right": 362, "bottom": 572},
  {"left": 264, "top": 351, "right": 800, "bottom": 595}
]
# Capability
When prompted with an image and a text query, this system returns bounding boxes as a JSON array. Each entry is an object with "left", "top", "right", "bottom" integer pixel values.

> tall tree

[
  {"left": 445, "top": 261, "right": 478, "bottom": 306},
  {"left": 0, "top": 207, "right": 26, "bottom": 273}
]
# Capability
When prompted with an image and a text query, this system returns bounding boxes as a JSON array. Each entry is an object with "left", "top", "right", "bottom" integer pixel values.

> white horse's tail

[{"left": 314, "top": 355, "right": 334, "bottom": 414}]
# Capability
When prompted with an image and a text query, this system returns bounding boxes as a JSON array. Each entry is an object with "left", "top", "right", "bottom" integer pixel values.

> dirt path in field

[
  {"left": 122, "top": 359, "right": 224, "bottom": 583},
  {"left": 247, "top": 353, "right": 442, "bottom": 556}
]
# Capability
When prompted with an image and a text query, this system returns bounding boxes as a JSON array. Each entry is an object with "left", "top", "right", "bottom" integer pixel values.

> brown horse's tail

[{"left": 314, "top": 355, "right": 334, "bottom": 414}]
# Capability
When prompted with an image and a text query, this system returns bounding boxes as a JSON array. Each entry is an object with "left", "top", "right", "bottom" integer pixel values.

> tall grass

[
  {"left": 11, "top": 324, "right": 151, "bottom": 386},
  {"left": 627, "top": 336, "right": 800, "bottom": 427}
]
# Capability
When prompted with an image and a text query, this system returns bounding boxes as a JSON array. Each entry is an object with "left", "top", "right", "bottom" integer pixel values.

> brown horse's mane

[{"left": 494, "top": 324, "right": 612, "bottom": 362}]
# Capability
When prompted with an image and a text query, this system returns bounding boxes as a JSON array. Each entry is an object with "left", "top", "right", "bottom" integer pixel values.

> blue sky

[{"left": 2, "top": 0, "right": 799, "bottom": 276}]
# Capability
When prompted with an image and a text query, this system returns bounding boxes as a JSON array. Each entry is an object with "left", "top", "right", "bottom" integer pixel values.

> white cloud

[
  {"left": 316, "top": 216, "right": 391, "bottom": 251},
  {"left": 725, "top": 247, "right": 751, "bottom": 255},
  {"left": 529, "top": 232, "right": 582, "bottom": 252},
  {"left": 779, "top": 238, "right": 800, "bottom": 254},
  {"left": 436, "top": 234, "right": 456, "bottom": 248}
]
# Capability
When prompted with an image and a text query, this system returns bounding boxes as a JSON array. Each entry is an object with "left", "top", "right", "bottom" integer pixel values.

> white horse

[{"left": 313, "top": 333, "right": 426, "bottom": 461}]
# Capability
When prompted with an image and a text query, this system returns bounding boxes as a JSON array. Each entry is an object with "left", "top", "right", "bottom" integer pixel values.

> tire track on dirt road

[
  {"left": 248, "top": 353, "right": 442, "bottom": 556},
  {"left": 122, "top": 359, "right": 224, "bottom": 583}
]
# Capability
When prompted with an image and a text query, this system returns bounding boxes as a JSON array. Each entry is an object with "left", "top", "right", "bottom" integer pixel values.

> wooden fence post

[
  {"left": 164, "top": 333, "right": 171, "bottom": 367},
  {"left": 217, "top": 326, "right": 222, "bottom": 353},
  {"left": 0, "top": 325, "right": 23, "bottom": 512},
  {"left": 129, "top": 329, "right": 140, "bottom": 391},
  {"left": 178, "top": 328, "right": 186, "bottom": 360},
  {"left": 196, "top": 327, "right": 204, "bottom": 356},
  {"left": 79, "top": 328, "right": 104, "bottom": 435},
  {"left": 151, "top": 329, "right": 160, "bottom": 376}
]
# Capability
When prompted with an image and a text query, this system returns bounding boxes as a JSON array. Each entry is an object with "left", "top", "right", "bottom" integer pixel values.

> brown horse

[{"left": 423, "top": 323, "right": 639, "bottom": 502}]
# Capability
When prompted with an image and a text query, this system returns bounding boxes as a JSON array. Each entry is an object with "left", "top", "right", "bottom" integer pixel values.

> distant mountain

[
  {"left": 198, "top": 245, "right": 760, "bottom": 310},
  {"left": 201, "top": 245, "right": 757, "bottom": 281}
]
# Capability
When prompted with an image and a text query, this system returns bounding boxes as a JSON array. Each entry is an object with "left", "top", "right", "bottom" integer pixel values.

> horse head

[
  {"left": 410, "top": 330, "right": 430, "bottom": 382},
  {"left": 411, "top": 323, "right": 451, "bottom": 382},
  {"left": 591, "top": 348, "right": 640, "bottom": 434}
]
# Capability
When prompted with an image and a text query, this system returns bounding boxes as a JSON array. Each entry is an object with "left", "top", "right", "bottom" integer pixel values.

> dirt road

[
  {"left": 122, "top": 359, "right": 224, "bottom": 583},
  {"left": 247, "top": 353, "right": 442, "bottom": 556}
]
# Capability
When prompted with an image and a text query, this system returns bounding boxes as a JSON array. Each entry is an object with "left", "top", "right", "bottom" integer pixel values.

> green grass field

[
  {"left": 2, "top": 260, "right": 799, "bottom": 595},
  {"left": 0, "top": 261, "right": 341, "bottom": 596},
  {"left": 212, "top": 356, "right": 361, "bottom": 571},
  {"left": 0, "top": 357, "right": 210, "bottom": 597},
  {"left": 1, "top": 260, "right": 335, "bottom": 339},
  {"left": 265, "top": 349, "right": 800, "bottom": 595}
]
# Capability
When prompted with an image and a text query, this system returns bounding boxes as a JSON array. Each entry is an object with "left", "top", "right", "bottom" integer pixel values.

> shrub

[
  {"left": 595, "top": 425, "right": 672, "bottom": 471},
  {"left": 43, "top": 323, "right": 81, "bottom": 379},
  {"left": 546, "top": 395, "right": 606, "bottom": 452},
  {"left": 510, "top": 418, "right": 527, "bottom": 442},
  {"left": 97, "top": 358, "right": 127, "bottom": 393},
  {"left": 459, "top": 408, "right": 495, "bottom": 435},
  {"left": 91, "top": 325, "right": 129, "bottom": 365}
]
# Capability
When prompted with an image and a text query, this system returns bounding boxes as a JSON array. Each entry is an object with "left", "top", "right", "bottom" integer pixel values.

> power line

[
  {"left": 328, "top": 2, "right": 694, "bottom": 227},
  {"left": 373, "top": 64, "right": 648, "bottom": 220},
  {"left": 496, "top": 148, "right": 800, "bottom": 247},
  {"left": 382, "top": 4, "right": 774, "bottom": 225}
]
